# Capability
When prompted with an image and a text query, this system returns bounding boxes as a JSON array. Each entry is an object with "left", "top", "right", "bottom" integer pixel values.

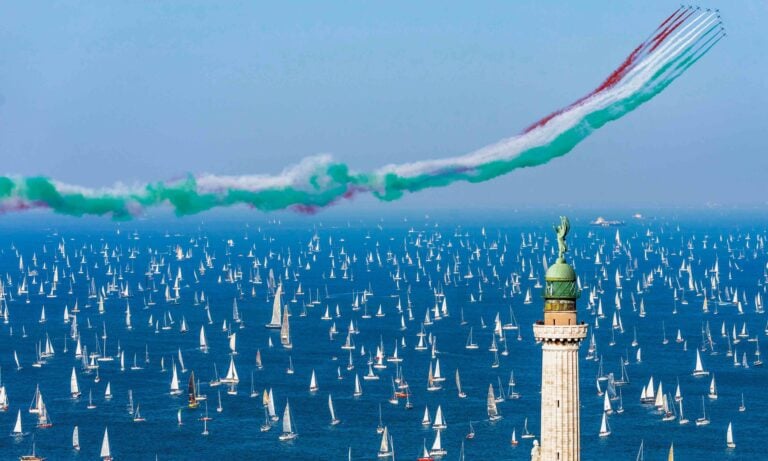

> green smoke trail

[
  {"left": 0, "top": 19, "right": 723, "bottom": 218},
  {"left": 372, "top": 32, "right": 723, "bottom": 202}
]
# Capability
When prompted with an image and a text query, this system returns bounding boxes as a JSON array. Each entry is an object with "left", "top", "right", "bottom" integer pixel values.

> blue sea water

[{"left": 0, "top": 211, "right": 766, "bottom": 461}]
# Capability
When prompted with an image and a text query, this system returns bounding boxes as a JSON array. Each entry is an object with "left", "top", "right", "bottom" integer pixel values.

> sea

[{"left": 0, "top": 209, "right": 766, "bottom": 461}]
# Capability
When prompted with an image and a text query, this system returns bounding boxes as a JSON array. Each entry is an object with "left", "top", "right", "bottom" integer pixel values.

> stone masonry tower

[{"left": 532, "top": 216, "right": 588, "bottom": 461}]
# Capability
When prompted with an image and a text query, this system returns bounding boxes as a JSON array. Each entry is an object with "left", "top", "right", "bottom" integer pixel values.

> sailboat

[
  {"left": 188, "top": 372, "right": 198, "bottom": 408},
  {"left": 280, "top": 309, "right": 292, "bottom": 349},
  {"left": 229, "top": 332, "right": 237, "bottom": 355},
  {"left": 429, "top": 429, "right": 447, "bottom": 457},
  {"left": 328, "top": 394, "right": 340, "bottom": 425},
  {"left": 726, "top": 421, "right": 736, "bottom": 448},
  {"left": 100, "top": 427, "right": 113, "bottom": 461},
  {"left": 256, "top": 349, "right": 263, "bottom": 370},
  {"left": 598, "top": 411, "right": 611, "bottom": 437},
  {"left": 487, "top": 384, "right": 501, "bottom": 421},
  {"left": 268, "top": 389, "right": 278, "bottom": 422},
  {"left": 19, "top": 442, "right": 44, "bottom": 461},
  {"left": 260, "top": 407, "right": 272, "bottom": 432},
  {"left": 692, "top": 349, "right": 709, "bottom": 376},
  {"left": 432, "top": 405, "right": 447, "bottom": 430},
  {"left": 169, "top": 363, "right": 182, "bottom": 395},
  {"left": 309, "top": 370, "right": 319, "bottom": 393},
  {"left": 455, "top": 369, "right": 466, "bottom": 398},
  {"left": 70, "top": 368, "right": 81, "bottom": 398},
  {"left": 510, "top": 427, "right": 519, "bottom": 446},
  {"left": 418, "top": 439, "right": 434, "bottom": 461},
  {"left": 265, "top": 284, "right": 283, "bottom": 329},
  {"left": 377, "top": 426, "right": 393, "bottom": 458},
  {"left": 278, "top": 400, "right": 298, "bottom": 441},
  {"left": 133, "top": 404, "right": 146, "bottom": 422},
  {"left": 377, "top": 403, "right": 386, "bottom": 433},
  {"left": 199, "top": 326, "right": 208, "bottom": 353},
  {"left": 521, "top": 417, "right": 535, "bottom": 438},
  {"left": 36, "top": 402, "right": 52, "bottom": 428},
  {"left": 221, "top": 357, "right": 240, "bottom": 384},
  {"left": 72, "top": 425, "right": 80, "bottom": 450},
  {"left": 695, "top": 396, "right": 710, "bottom": 426},
  {"left": 708, "top": 375, "right": 718, "bottom": 399},
  {"left": 464, "top": 328, "right": 478, "bottom": 350},
  {"left": 677, "top": 397, "right": 689, "bottom": 425},
  {"left": 11, "top": 409, "right": 24, "bottom": 437}
]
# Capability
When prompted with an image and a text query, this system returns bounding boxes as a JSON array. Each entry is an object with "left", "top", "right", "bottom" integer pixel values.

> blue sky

[{"left": 0, "top": 1, "right": 764, "bottom": 211}]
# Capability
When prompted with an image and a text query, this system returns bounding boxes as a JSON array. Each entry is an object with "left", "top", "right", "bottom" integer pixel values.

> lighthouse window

[{"left": 557, "top": 400, "right": 560, "bottom": 408}]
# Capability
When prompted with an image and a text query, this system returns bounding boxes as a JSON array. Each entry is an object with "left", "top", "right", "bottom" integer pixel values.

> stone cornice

[{"left": 533, "top": 323, "right": 588, "bottom": 343}]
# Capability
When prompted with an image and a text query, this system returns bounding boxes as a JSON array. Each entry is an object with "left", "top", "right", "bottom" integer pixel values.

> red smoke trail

[
  {"left": 649, "top": 9, "right": 696, "bottom": 52},
  {"left": 522, "top": 8, "right": 696, "bottom": 135},
  {"left": 656, "top": 7, "right": 685, "bottom": 32}
]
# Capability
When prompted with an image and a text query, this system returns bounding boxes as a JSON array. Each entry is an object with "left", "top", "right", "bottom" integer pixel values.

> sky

[{"left": 0, "top": 1, "right": 765, "bottom": 213}]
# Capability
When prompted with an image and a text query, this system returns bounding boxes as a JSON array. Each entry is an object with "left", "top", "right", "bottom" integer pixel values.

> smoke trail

[{"left": 0, "top": 7, "right": 724, "bottom": 219}]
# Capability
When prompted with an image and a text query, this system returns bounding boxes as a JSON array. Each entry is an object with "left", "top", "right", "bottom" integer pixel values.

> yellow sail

[{"left": 667, "top": 443, "right": 674, "bottom": 461}]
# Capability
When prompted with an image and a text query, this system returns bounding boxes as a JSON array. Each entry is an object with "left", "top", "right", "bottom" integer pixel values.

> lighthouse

[{"left": 531, "top": 216, "right": 588, "bottom": 461}]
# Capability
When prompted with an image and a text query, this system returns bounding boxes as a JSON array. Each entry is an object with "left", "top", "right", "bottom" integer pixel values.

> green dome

[
  {"left": 545, "top": 261, "right": 576, "bottom": 282},
  {"left": 543, "top": 261, "right": 580, "bottom": 301}
]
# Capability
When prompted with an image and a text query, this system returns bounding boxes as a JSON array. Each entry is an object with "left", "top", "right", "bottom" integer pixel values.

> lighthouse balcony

[{"left": 533, "top": 323, "right": 588, "bottom": 343}]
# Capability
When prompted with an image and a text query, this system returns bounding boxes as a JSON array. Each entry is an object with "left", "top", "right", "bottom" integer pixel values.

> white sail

[
  {"left": 12, "top": 409, "right": 22, "bottom": 435},
  {"left": 177, "top": 348, "right": 186, "bottom": 372},
  {"left": 433, "top": 405, "right": 446, "bottom": 428},
  {"left": 309, "top": 370, "right": 318, "bottom": 392},
  {"left": 72, "top": 425, "right": 80, "bottom": 449},
  {"left": 266, "top": 283, "right": 283, "bottom": 328},
  {"left": 280, "top": 309, "right": 291, "bottom": 348},
  {"left": 170, "top": 363, "right": 181, "bottom": 394},
  {"left": 70, "top": 367, "right": 80, "bottom": 396},
  {"left": 282, "top": 401, "right": 293, "bottom": 433},
  {"left": 379, "top": 426, "right": 391, "bottom": 456},
  {"left": 199, "top": 326, "right": 208, "bottom": 351},
  {"left": 726, "top": 421, "right": 735, "bottom": 448},
  {"left": 100, "top": 427, "right": 111, "bottom": 457},
  {"left": 599, "top": 411, "right": 611, "bottom": 436},
  {"left": 223, "top": 356, "right": 240, "bottom": 383},
  {"left": 229, "top": 333, "right": 237, "bottom": 354},
  {"left": 455, "top": 368, "right": 465, "bottom": 397},
  {"left": 693, "top": 349, "right": 708, "bottom": 376},
  {"left": 125, "top": 302, "right": 132, "bottom": 329},
  {"left": 430, "top": 429, "right": 445, "bottom": 455},
  {"left": 268, "top": 389, "right": 276, "bottom": 418},
  {"left": 328, "top": 394, "right": 339, "bottom": 423},
  {"left": 487, "top": 384, "right": 500, "bottom": 420}
]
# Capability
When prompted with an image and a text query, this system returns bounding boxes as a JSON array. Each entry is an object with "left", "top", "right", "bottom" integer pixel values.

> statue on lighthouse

[{"left": 555, "top": 215, "right": 569, "bottom": 262}]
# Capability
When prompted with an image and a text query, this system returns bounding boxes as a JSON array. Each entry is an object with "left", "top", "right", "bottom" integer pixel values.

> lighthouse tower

[{"left": 532, "top": 216, "right": 588, "bottom": 461}]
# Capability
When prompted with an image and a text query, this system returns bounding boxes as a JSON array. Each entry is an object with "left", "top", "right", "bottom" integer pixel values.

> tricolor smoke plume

[{"left": 0, "top": 7, "right": 725, "bottom": 219}]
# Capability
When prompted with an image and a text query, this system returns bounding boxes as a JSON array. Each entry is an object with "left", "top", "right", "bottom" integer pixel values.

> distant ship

[{"left": 591, "top": 216, "right": 625, "bottom": 227}]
